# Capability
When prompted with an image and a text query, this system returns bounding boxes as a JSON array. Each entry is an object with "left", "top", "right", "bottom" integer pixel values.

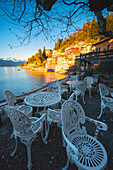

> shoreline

[{"left": 0, "top": 76, "right": 69, "bottom": 105}]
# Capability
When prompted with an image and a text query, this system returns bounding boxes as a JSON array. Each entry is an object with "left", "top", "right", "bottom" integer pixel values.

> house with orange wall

[{"left": 91, "top": 38, "right": 113, "bottom": 52}]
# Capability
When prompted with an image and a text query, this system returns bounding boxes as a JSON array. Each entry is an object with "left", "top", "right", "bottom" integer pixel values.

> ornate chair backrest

[
  {"left": 61, "top": 100, "right": 87, "bottom": 139},
  {"left": 84, "top": 76, "right": 93, "bottom": 86},
  {"left": 5, "top": 106, "right": 33, "bottom": 135},
  {"left": 47, "top": 82, "right": 61, "bottom": 94},
  {"left": 99, "top": 83, "right": 109, "bottom": 98},
  {"left": 74, "top": 81, "right": 86, "bottom": 93},
  {"left": 3, "top": 90, "right": 17, "bottom": 106},
  {"left": 70, "top": 75, "right": 79, "bottom": 81}
]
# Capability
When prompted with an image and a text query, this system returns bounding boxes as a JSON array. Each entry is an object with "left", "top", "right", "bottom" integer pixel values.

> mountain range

[{"left": 0, "top": 57, "right": 26, "bottom": 66}]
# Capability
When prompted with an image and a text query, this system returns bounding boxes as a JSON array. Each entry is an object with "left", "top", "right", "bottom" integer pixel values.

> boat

[{"left": 16, "top": 69, "right": 21, "bottom": 71}]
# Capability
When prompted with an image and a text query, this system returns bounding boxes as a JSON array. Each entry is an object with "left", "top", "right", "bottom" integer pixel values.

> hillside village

[
  {"left": 25, "top": 38, "right": 113, "bottom": 73},
  {"left": 24, "top": 13, "right": 113, "bottom": 73}
]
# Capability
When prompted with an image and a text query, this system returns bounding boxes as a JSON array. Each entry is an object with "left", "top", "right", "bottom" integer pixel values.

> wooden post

[
  {"left": 78, "top": 53, "right": 81, "bottom": 80},
  {"left": 84, "top": 60, "right": 86, "bottom": 73}
]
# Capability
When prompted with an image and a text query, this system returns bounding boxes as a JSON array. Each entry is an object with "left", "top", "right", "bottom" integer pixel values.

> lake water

[{"left": 0, "top": 67, "right": 67, "bottom": 101}]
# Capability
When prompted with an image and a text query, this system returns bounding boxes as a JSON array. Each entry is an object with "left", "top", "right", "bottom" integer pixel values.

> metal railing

[{"left": 76, "top": 49, "right": 113, "bottom": 63}]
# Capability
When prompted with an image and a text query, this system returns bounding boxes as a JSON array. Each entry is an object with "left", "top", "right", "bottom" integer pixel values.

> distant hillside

[{"left": 0, "top": 58, "right": 25, "bottom": 66}]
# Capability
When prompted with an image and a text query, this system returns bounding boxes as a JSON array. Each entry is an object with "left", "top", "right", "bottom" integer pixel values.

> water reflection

[{"left": 0, "top": 67, "right": 67, "bottom": 101}]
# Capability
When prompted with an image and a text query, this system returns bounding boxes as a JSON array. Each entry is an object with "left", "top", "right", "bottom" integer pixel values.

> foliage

[
  {"left": 25, "top": 47, "right": 47, "bottom": 67},
  {"left": 20, "top": 63, "right": 24, "bottom": 67},
  {"left": 54, "top": 13, "right": 113, "bottom": 52},
  {"left": 25, "top": 13, "right": 113, "bottom": 67},
  {"left": 0, "top": 0, "right": 113, "bottom": 46},
  {"left": 94, "top": 61, "right": 113, "bottom": 75}
]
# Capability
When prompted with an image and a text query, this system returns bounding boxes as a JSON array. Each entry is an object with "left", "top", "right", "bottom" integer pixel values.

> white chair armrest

[
  {"left": 85, "top": 116, "right": 108, "bottom": 138},
  {"left": 68, "top": 93, "right": 75, "bottom": 100},
  {"left": 32, "top": 113, "right": 46, "bottom": 124},
  {"left": 62, "top": 129, "right": 80, "bottom": 160},
  {"left": 30, "top": 113, "right": 47, "bottom": 132},
  {"left": 48, "top": 108, "right": 61, "bottom": 113}
]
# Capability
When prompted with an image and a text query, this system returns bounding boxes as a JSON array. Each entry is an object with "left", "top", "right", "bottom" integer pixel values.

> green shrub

[{"left": 94, "top": 61, "right": 113, "bottom": 75}]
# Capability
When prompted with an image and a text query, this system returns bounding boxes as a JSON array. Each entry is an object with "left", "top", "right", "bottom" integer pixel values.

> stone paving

[{"left": 0, "top": 92, "right": 113, "bottom": 170}]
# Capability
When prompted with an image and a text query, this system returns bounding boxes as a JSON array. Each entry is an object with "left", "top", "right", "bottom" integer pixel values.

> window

[{"left": 96, "top": 47, "right": 100, "bottom": 52}]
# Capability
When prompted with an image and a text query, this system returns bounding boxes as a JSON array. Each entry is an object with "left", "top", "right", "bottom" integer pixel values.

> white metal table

[
  {"left": 24, "top": 91, "right": 61, "bottom": 141},
  {"left": 24, "top": 91, "right": 61, "bottom": 112}
]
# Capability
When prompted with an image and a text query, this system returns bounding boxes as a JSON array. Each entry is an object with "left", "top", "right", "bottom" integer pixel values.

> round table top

[{"left": 24, "top": 91, "right": 61, "bottom": 107}]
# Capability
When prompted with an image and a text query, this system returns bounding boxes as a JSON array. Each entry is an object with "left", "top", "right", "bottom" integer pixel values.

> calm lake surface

[{"left": 0, "top": 67, "right": 67, "bottom": 101}]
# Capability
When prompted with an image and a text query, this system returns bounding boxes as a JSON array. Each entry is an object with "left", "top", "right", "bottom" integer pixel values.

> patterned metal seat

[
  {"left": 5, "top": 106, "right": 47, "bottom": 170},
  {"left": 3, "top": 90, "right": 33, "bottom": 117},
  {"left": 61, "top": 100, "right": 108, "bottom": 170},
  {"left": 47, "top": 81, "right": 62, "bottom": 110},
  {"left": 69, "top": 75, "right": 79, "bottom": 91},
  {"left": 69, "top": 75, "right": 79, "bottom": 81},
  {"left": 46, "top": 95, "right": 74, "bottom": 134},
  {"left": 98, "top": 83, "right": 113, "bottom": 119},
  {"left": 3, "top": 90, "right": 33, "bottom": 139},
  {"left": 56, "top": 79, "right": 69, "bottom": 99},
  {"left": 84, "top": 76, "right": 94, "bottom": 98},
  {"left": 73, "top": 81, "right": 86, "bottom": 104},
  {"left": 47, "top": 81, "right": 61, "bottom": 94}
]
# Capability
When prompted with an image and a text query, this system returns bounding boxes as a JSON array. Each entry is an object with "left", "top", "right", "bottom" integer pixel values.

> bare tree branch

[{"left": 0, "top": 0, "right": 113, "bottom": 47}]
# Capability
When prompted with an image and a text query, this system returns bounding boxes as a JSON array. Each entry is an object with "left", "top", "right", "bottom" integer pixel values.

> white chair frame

[
  {"left": 98, "top": 83, "right": 113, "bottom": 119},
  {"left": 84, "top": 76, "right": 94, "bottom": 98},
  {"left": 61, "top": 100, "right": 108, "bottom": 170},
  {"left": 5, "top": 106, "right": 48, "bottom": 170},
  {"left": 73, "top": 81, "right": 86, "bottom": 104},
  {"left": 3, "top": 90, "right": 33, "bottom": 139}
]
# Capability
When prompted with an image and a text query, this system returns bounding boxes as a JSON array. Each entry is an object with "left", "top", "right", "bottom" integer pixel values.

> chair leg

[
  {"left": 82, "top": 95, "right": 85, "bottom": 104},
  {"left": 10, "top": 131, "right": 14, "bottom": 139},
  {"left": 11, "top": 135, "right": 18, "bottom": 157},
  {"left": 89, "top": 88, "right": 91, "bottom": 98},
  {"left": 66, "top": 91, "right": 68, "bottom": 100},
  {"left": 97, "top": 105, "right": 105, "bottom": 119},
  {"left": 21, "top": 136, "right": 36, "bottom": 170},
  {"left": 41, "top": 119, "right": 49, "bottom": 144},
  {"left": 62, "top": 135, "right": 66, "bottom": 147},
  {"left": 75, "top": 94, "right": 78, "bottom": 101},
  {"left": 26, "top": 140, "right": 32, "bottom": 170}
]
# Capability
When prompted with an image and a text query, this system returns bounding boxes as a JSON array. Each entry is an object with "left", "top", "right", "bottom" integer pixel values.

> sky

[
  {"left": 0, "top": 16, "right": 88, "bottom": 61},
  {"left": 0, "top": 17, "right": 56, "bottom": 61},
  {"left": 0, "top": 1, "right": 94, "bottom": 61}
]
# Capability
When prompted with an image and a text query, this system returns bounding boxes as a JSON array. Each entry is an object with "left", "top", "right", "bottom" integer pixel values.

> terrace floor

[{"left": 0, "top": 92, "right": 113, "bottom": 170}]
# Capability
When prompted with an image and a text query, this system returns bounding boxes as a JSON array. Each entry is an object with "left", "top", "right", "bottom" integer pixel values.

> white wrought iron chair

[
  {"left": 73, "top": 81, "right": 86, "bottom": 104},
  {"left": 3, "top": 90, "right": 33, "bottom": 117},
  {"left": 84, "top": 76, "right": 94, "bottom": 98},
  {"left": 69, "top": 75, "right": 79, "bottom": 91},
  {"left": 61, "top": 100, "right": 108, "bottom": 170},
  {"left": 4, "top": 90, "right": 33, "bottom": 139},
  {"left": 56, "top": 79, "right": 69, "bottom": 99},
  {"left": 98, "top": 83, "right": 113, "bottom": 119},
  {"left": 46, "top": 94, "right": 74, "bottom": 135},
  {"left": 46, "top": 81, "right": 62, "bottom": 109},
  {"left": 47, "top": 81, "right": 61, "bottom": 94},
  {"left": 5, "top": 106, "right": 47, "bottom": 170},
  {"left": 70, "top": 75, "right": 79, "bottom": 81}
]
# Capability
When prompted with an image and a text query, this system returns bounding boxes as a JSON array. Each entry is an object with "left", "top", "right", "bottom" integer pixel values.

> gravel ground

[{"left": 0, "top": 91, "right": 113, "bottom": 170}]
